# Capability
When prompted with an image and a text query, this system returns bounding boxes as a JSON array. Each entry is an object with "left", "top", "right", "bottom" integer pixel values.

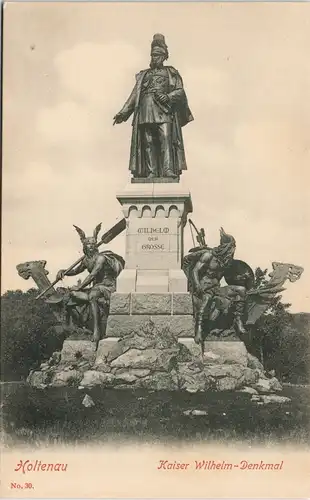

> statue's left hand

[{"left": 156, "top": 93, "right": 169, "bottom": 105}]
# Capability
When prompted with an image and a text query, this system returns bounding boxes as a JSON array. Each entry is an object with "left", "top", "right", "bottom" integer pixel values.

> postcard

[{"left": 1, "top": 1, "right": 309, "bottom": 498}]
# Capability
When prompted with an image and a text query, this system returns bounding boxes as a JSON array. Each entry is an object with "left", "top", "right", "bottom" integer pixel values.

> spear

[{"left": 36, "top": 218, "right": 126, "bottom": 300}]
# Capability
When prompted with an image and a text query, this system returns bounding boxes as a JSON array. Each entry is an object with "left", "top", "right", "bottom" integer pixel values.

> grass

[{"left": 1, "top": 383, "right": 309, "bottom": 448}]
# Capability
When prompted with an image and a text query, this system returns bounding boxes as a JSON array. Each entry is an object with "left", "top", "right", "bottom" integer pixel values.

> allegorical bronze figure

[
  {"left": 113, "top": 34, "right": 193, "bottom": 180},
  {"left": 17, "top": 221, "right": 126, "bottom": 349},
  {"left": 55, "top": 224, "right": 125, "bottom": 346},
  {"left": 183, "top": 226, "right": 304, "bottom": 355},
  {"left": 183, "top": 228, "right": 249, "bottom": 346}
]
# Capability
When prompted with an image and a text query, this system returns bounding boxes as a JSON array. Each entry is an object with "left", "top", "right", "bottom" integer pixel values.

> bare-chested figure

[
  {"left": 183, "top": 228, "right": 247, "bottom": 345},
  {"left": 56, "top": 224, "right": 124, "bottom": 346}
]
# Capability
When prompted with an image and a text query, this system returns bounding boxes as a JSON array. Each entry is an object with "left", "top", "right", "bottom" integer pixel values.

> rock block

[
  {"left": 95, "top": 338, "right": 122, "bottom": 364},
  {"left": 80, "top": 370, "right": 116, "bottom": 389},
  {"left": 172, "top": 293, "right": 193, "bottom": 315},
  {"left": 204, "top": 364, "right": 244, "bottom": 380},
  {"left": 178, "top": 338, "right": 201, "bottom": 357},
  {"left": 27, "top": 371, "right": 51, "bottom": 388},
  {"left": 258, "top": 394, "right": 291, "bottom": 404},
  {"left": 253, "top": 377, "right": 282, "bottom": 394},
  {"left": 109, "top": 293, "right": 131, "bottom": 315},
  {"left": 50, "top": 370, "right": 82, "bottom": 388},
  {"left": 177, "top": 362, "right": 209, "bottom": 392},
  {"left": 215, "top": 376, "right": 244, "bottom": 391},
  {"left": 113, "top": 368, "right": 151, "bottom": 378},
  {"left": 110, "top": 347, "right": 179, "bottom": 371},
  {"left": 114, "top": 372, "right": 141, "bottom": 384},
  {"left": 238, "top": 386, "right": 259, "bottom": 395},
  {"left": 131, "top": 293, "right": 172, "bottom": 315},
  {"left": 247, "top": 353, "right": 265, "bottom": 371},
  {"left": 94, "top": 362, "right": 112, "bottom": 373},
  {"left": 243, "top": 367, "right": 260, "bottom": 385},
  {"left": 202, "top": 341, "right": 248, "bottom": 367},
  {"left": 61, "top": 340, "right": 96, "bottom": 364},
  {"left": 134, "top": 370, "right": 179, "bottom": 390},
  {"left": 269, "top": 377, "right": 283, "bottom": 392}
]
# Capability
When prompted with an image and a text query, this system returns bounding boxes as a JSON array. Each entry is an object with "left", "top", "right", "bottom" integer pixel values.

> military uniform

[{"left": 138, "top": 67, "right": 174, "bottom": 176}]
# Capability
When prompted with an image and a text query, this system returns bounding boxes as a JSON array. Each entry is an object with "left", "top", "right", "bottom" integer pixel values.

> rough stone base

[{"left": 27, "top": 321, "right": 282, "bottom": 396}]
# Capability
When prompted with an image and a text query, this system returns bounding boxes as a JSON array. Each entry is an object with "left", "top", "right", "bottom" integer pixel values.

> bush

[
  {"left": 252, "top": 268, "right": 310, "bottom": 384},
  {"left": 1, "top": 289, "right": 63, "bottom": 381}
]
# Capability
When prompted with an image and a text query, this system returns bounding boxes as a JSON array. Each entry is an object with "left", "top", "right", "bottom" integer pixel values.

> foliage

[
  {"left": 2, "top": 386, "right": 309, "bottom": 448},
  {"left": 252, "top": 268, "right": 310, "bottom": 383},
  {"left": 1, "top": 289, "right": 64, "bottom": 381}
]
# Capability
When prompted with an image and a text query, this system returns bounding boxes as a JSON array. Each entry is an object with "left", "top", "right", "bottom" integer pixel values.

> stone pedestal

[
  {"left": 106, "top": 292, "right": 194, "bottom": 340},
  {"left": 115, "top": 182, "right": 192, "bottom": 293},
  {"left": 105, "top": 181, "right": 195, "bottom": 342}
]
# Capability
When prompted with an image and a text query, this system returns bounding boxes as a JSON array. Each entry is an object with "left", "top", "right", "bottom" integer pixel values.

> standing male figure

[{"left": 113, "top": 34, "right": 193, "bottom": 179}]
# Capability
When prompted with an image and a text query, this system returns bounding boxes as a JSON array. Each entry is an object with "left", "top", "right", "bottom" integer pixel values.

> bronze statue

[
  {"left": 17, "top": 223, "right": 125, "bottom": 349},
  {"left": 183, "top": 228, "right": 250, "bottom": 346},
  {"left": 55, "top": 224, "right": 125, "bottom": 346},
  {"left": 113, "top": 34, "right": 193, "bottom": 180},
  {"left": 183, "top": 227, "right": 304, "bottom": 352}
]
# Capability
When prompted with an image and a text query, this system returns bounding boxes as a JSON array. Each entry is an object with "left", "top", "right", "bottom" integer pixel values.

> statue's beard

[
  {"left": 150, "top": 60, "right": 164, "bottom": 69},
  {"left": 84, "top": 247, "right": 97, "bottom": 257}
]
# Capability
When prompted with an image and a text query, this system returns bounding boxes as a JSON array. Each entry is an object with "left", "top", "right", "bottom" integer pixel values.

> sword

[
  {"left": 36, "top": 218, "right": 126, "bottom": 300},
  {"left": 188, "top": 219, "right": 206, "bottom": 247}
]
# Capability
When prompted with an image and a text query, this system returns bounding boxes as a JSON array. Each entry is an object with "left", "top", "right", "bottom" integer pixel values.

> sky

[{"left": 2, "top": 2, "right": 310, "bottom": 312}]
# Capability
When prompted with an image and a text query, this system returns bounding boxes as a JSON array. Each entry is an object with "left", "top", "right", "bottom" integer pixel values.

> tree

[
  {"left": 1, "top": 289, "right": 63, "bottom": 380},
  {"left": 253, "top": 268, "right": 309, "bottom": 383}
]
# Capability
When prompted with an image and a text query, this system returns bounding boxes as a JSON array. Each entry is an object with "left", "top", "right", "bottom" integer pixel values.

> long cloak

[{"left": 119, "top": 66, "right": 194, "bottom": 177}]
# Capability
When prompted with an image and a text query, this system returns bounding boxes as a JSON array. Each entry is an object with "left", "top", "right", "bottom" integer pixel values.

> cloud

[
  {"left": 37, "top": 101, "right": 97, "bottom": 143},
  {"left": 54, "top": 42, "right": 144, "bottom": 108},
  {"left": 34, "top": 42, "right": 145, "bottom": 169},
  {"left": 183, "top": 66, "right": 231, "bottom": 108}
]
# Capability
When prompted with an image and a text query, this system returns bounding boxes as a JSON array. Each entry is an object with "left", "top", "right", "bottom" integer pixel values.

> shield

[{"left": 223, "top": 259, "right": 255, "bottom": 290}]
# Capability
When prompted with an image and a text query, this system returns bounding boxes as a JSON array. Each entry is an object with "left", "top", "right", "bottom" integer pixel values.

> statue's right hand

[
  {"left": 113, "top": 112, "right": 125, "bottom": 125},
  {"left": 56, "top": 269, "right": 66, "bottom": 281}
]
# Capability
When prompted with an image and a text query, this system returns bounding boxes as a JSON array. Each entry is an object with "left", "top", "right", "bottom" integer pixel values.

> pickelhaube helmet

[{"left": 151, "top": 33, "right": 169, "bottom": 60}]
